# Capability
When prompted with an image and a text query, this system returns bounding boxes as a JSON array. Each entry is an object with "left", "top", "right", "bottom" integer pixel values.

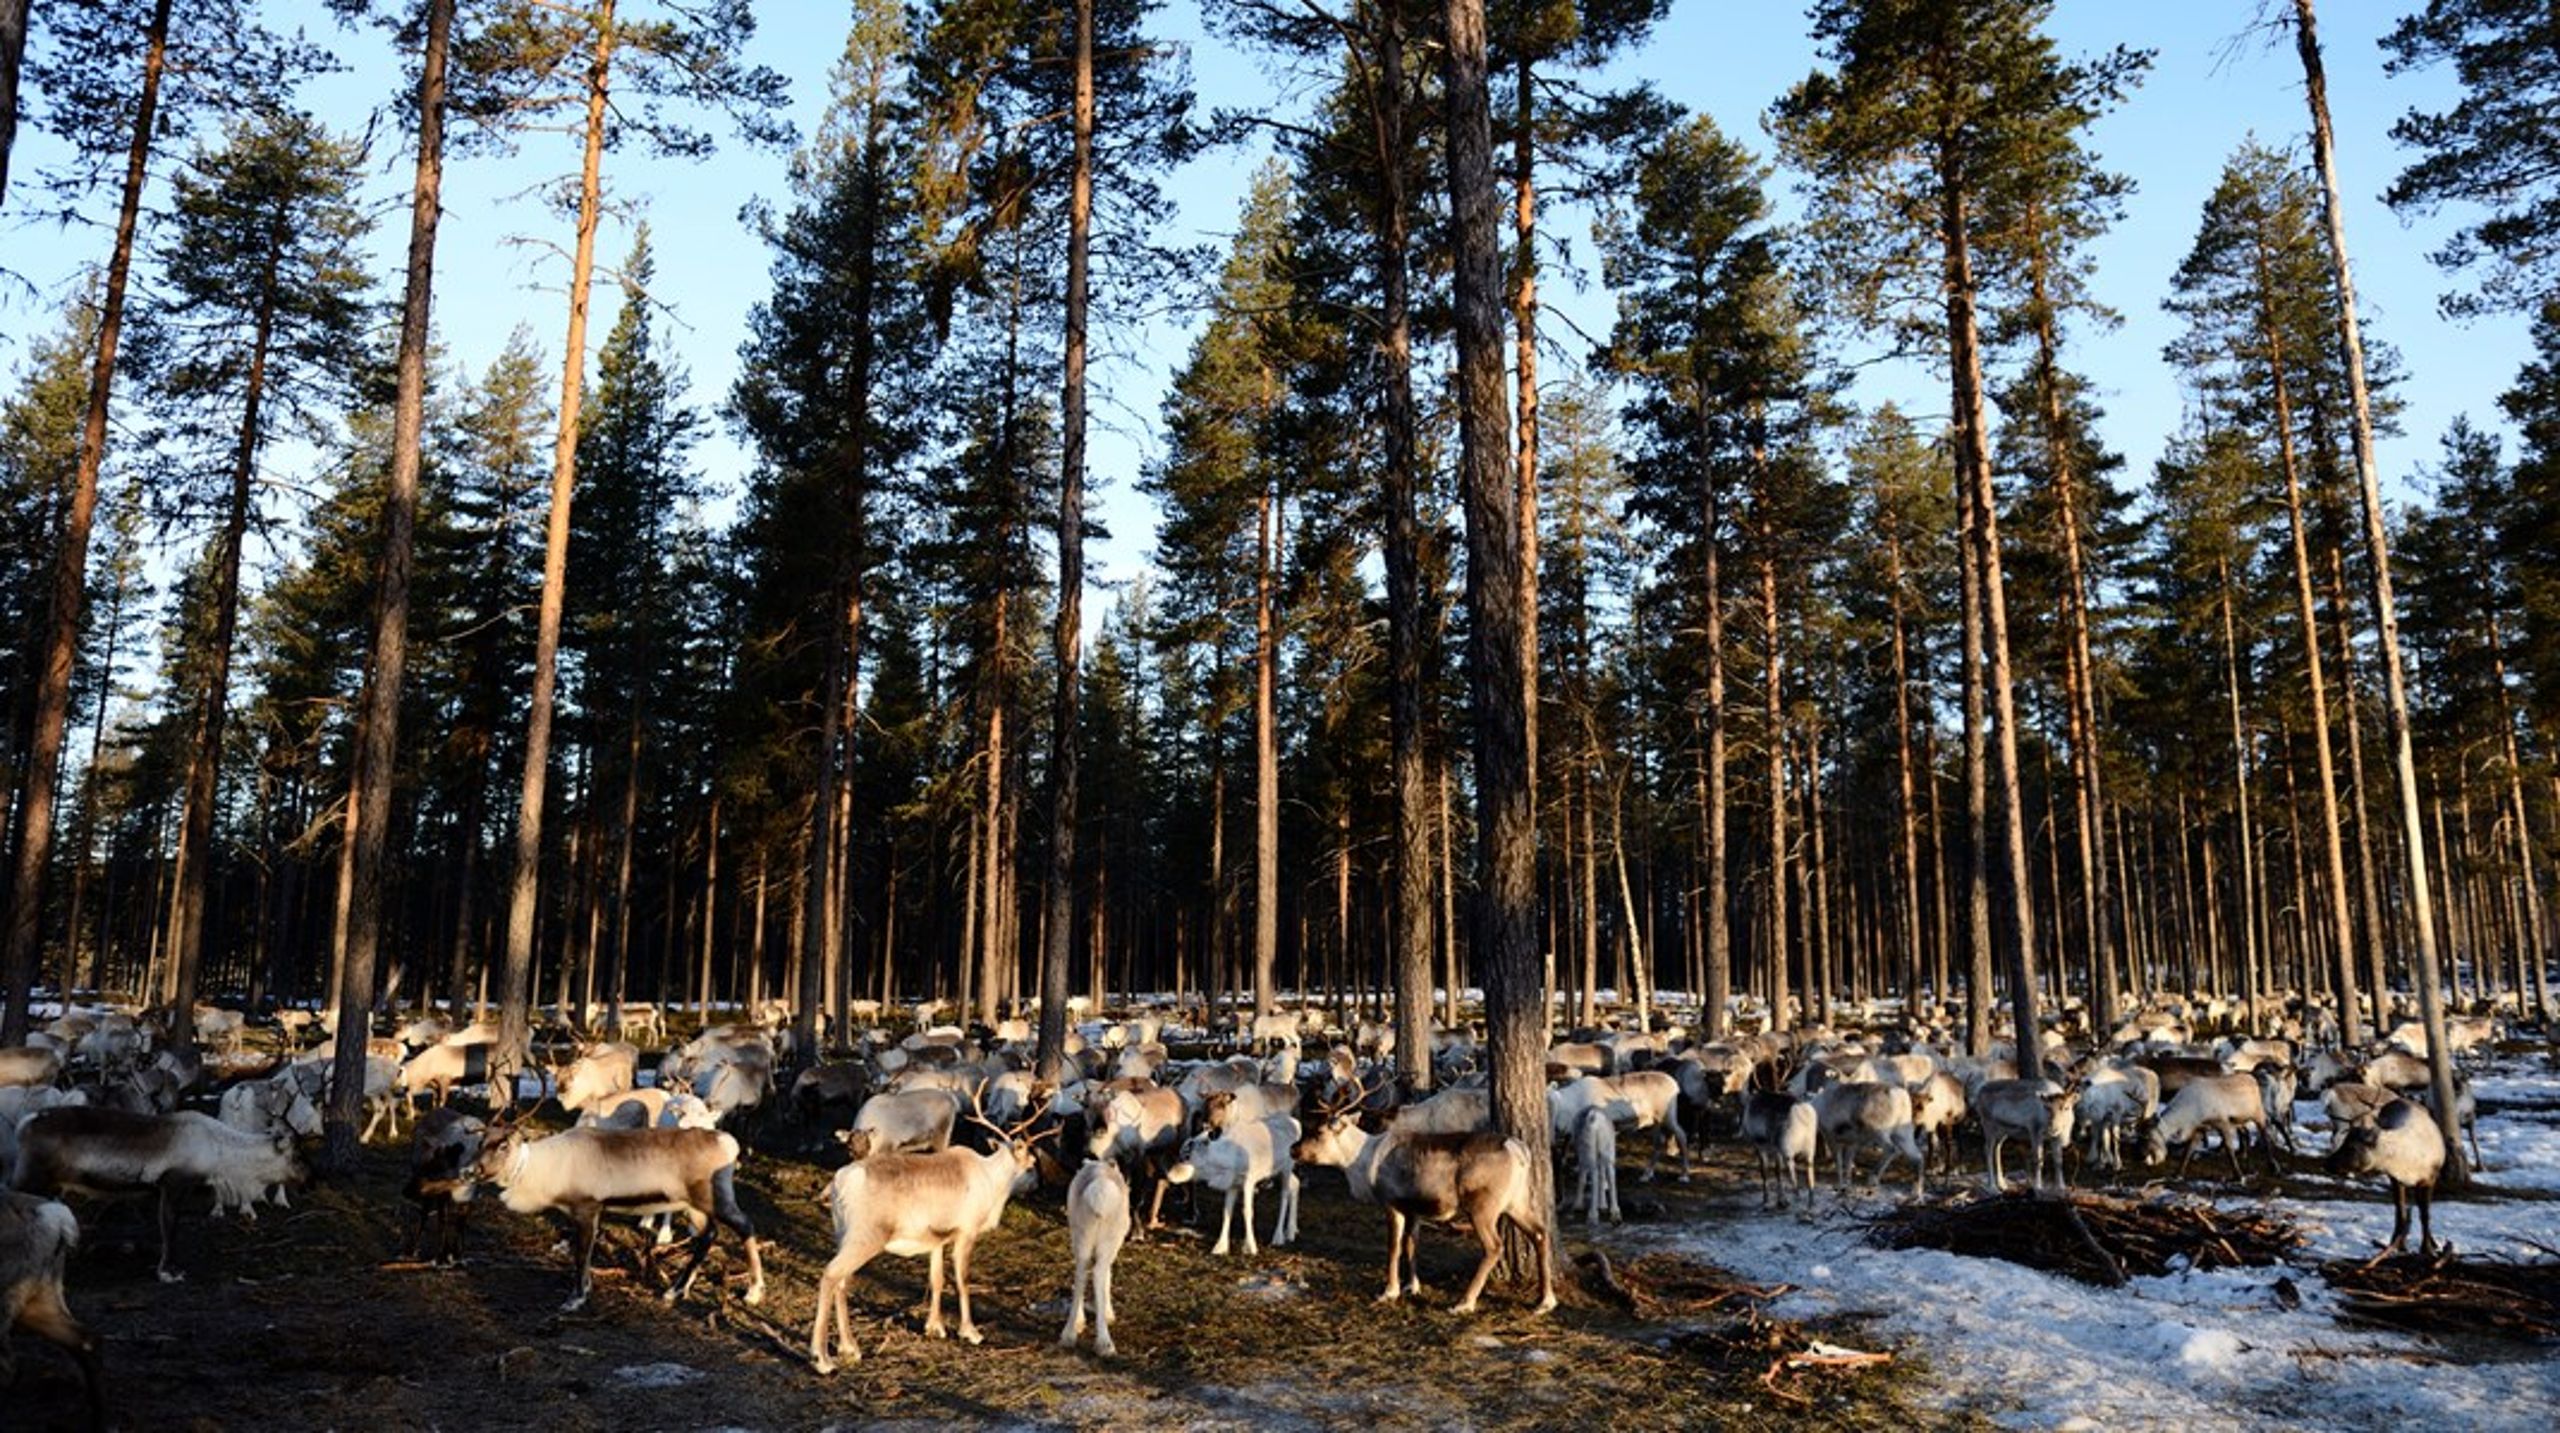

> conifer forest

[{"left": 2, "top": 3, "right": 2559, "bottom": 1429}]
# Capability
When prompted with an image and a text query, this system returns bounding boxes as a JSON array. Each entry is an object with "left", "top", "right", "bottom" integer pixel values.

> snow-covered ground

[{"left": 1612, "top": 1050, "right": 2560, "bottom": 1433}]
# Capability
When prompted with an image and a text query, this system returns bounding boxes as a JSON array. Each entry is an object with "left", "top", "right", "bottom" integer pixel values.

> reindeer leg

[
  {"left": 1241, "top": 1178, "right": 1260, "bottom": 1257},
  {"left": 567, "top": 1203, "right": 603, "bottom": 1312},
  {"left": 668, "top": 1190, "right": 718, "bottom": 1303},
  {"left": 709, "top": 1165, "right": 764, "bottom": 1304},
  {"left": 25, "top": 1271, "right": 103, "bottom": 1433},
  {"left": 953, "top": 1232, "right": 983, "bottom": 1345},
  {"left": 1093, "top": 1237, "right": 1119, "bottom": 1357},
  {"left": 924, "top": 1243, "right": 948, "bottom": 1338},
  {"left": 155, "top": 1180, "right": 181, "bottom": 1284},
  {"left": 1378, "top": 1209, "right": 1406, "bottom": 1303},
  {"left": 1454, "top": 1209, "right": 1504, "bottom": 1315},
  {"left": 1060, "top": 1250, "right": 1088, "bottom": 1348}
]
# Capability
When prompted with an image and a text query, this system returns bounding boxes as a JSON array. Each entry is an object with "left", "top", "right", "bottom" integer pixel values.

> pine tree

[
  {"left": 143, "top": 104, "right": 376, "bottom": 1055},
  {"left": 465, "top": 0, "right": 789, "bottom": 1066},
  {"left": 1774, "top": 0, "right": 2143, "bottom": 1073},
  {"left": 2382, "top": 0, "right": 2560, "bottom": 316},
  {"left": 731, "top": 0, "right": 936, "bottom": 1055},
  {"left": 1442, "top": 0, "right": 1558, "bottom": 1298},
  {"left": 1599, "top": 110, "right": 1785, "bottom": 1039}
]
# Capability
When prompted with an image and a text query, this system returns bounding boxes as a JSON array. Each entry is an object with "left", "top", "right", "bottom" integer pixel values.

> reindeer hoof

[
  {"left": 1375, "top": 1289, "right": 1402, "bottom": 1305},
  {"left": 813, "top": 1356, "right": 838, "bottom": 1377},
  {"left": 744, "top": 1281, "right": 766, "bottom": 1306},
  {"left": 1451, "top": 1299, "right": 1480, "bottom": 1315},
  {"left": 659, "top": 1287, "right": 680, "bottom": 1305},
  {"left": 561, "top": 1295, "right": 588, "bottom": 1313},
  {"left": 961, "top": 1327, "right": 983, "bottom": 1346},
  {"left": 157, "top": 1270, "right": 185, "bottom": 1285},
  {"left": 1094, "top": 1337, "right": 1116, "bottom": 1358},
  {"left": 1531, "top": 1294, "right": 1558, "bottom": 1315}
]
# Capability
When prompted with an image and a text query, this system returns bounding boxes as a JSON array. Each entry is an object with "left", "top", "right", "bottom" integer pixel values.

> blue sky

[{"left": 0, "top": 1, "right": 2529, "bottom": 612}]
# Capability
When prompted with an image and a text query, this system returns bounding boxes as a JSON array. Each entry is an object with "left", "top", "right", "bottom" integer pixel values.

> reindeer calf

[{"left": 1058, "top": 1159, "right": 1131, "bottom": 1357}]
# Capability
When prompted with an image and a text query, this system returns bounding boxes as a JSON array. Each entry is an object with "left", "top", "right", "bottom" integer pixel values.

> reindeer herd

[{"left": 0, "top": 989, "right": 2523, "bottom": 1427}]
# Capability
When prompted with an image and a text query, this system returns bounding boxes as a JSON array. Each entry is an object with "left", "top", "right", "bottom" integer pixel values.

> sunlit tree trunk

[
  {"left": 327, "top": 0, "right": 451, "bottom": 1156},
  {"left": 1, "top": 0, "right": 171, "bottom": 1045},
  {"left": 1443, "top": 0, "right": 1556, "bottom": 1278},
  {"left": 2292, "top": 0, "right": 2462, "bottom": 1173},
  {"left": 1036, "top": 0, "right": 1093, "bottom": 1083},
  {"left": 498, "top": 0, "right": 616, "bottom": 1071}
]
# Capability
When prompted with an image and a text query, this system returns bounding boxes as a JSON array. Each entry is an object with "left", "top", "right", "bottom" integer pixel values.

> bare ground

[{"left": 7, "top": 1117, "right": 1938, "bottom": 1433}]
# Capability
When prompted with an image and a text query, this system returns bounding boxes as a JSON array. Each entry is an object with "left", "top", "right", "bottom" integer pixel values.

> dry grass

[{"left": 5, "top": 1105, "right": 1941, "bottom": 1432}]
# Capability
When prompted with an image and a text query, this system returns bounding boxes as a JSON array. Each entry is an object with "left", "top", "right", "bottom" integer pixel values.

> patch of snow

[
  {"left": 1616, "top": 1048, "right": 2560, "bottom": 1432},
  {"left": 613, "top": 1362, "right": 707, "bottom": 1389}
]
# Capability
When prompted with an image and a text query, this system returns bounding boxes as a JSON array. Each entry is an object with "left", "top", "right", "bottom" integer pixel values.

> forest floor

[
  {"left": 7, "top": 1101, "right": 1932, "bottom": 1432},
  {"left": 14, "top": 1042, "right": 2559, "bottom": 1432}
]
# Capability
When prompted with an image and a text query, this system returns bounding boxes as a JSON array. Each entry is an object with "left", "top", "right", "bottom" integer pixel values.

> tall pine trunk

[
  {"left": 1761, "top": 552, "right": 1789, "bottom": 1032},
  {"left": 167, "top": 286, "right": 275, "bottom": 1056},
  {"left": 1253, "top": 480, "right": 1279, "bottom": 1015},
  {"left": 2252, "top": 224, "right": 2367, "bottom": 1045},
  {"left": 1937, "top": 150, "right": 2043, "bottom": 1077},
  {"left": 1443, "top": 0, "right": 1556, "bottom": 1285},
  {"left": 328, "top": 0, "right": 450, "bottom": 1159},
  {"left": 2024, "top": 217, "right": 2117, "bottom": 1036},
  {"left": 1036, "top": 0, "right": 1093, "bottom": 1083},
  {"left": 2292, "top": 0, "right": 2463, "bottom": 1173},
  {"left": 497, "top": 0, "right": 616, "bottom": 1071},
  {"left": 1374, "top": 4, "right": 1434, "bottom": 1089},
  {"left": 1, "top": 0, "right": 170, "bottom": 1045}
]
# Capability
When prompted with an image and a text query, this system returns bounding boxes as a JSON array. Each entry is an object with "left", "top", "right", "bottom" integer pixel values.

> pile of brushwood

[
  {"left": 1574, "top": 1249, "right": 1895, "bottom": 1408},
  {"left": 1865, "top": 1188, "right": 2303, "bottom": 1287},
  {"left": 2322, "top": 1251, "right": 2560, "bottom": 1342}
]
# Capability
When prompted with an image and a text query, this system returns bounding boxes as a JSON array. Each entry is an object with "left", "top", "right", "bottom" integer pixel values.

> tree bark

[
  {"left": 1, "top": 0, "right": 169, "bottom": 1045},
  {"left": 2292, "top": 0, "right": 2463, "bottom": 1176},
  {"left": 167, "top": 278, "right": 277, "bottom": 1056},
  {"left": 1512, "top": 53, "right": 1541, "bottom": 794},
  {"left": 1442, "top": 0, "right": 1555, "bottom": 1280},
  {"left": 2251, "top": 221, "right": 2366, "bottom": 1045},
  {"left": 1937, "top": 146, "right": 2042, "bottom": 1077},
  {"left": 1036, "top": 0, "right": 1093, "bottom": 1084},
  {"left": 327, "top": 0, "right": 450, "bottom": 1161},
  {"left": 0, "top": 0, "right": 25, "bottom": 212},
  {"left": 1370, "top": 4, "right": 1433, "bottom": 1090},
  {"left": 497, "top": 0, "right": 615, "bottom": 1073},
  {"left": 1254, "top": 478, "right": 1280, "bottom": 1016}
]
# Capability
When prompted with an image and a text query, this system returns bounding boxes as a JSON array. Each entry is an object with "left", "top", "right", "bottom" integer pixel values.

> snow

[
  {"left": 612, "top": 1362, "right": 708, "bottom": 1389},
  {"left": 1611, "top": 1048, "right": 2560, "bottom": 1432}
]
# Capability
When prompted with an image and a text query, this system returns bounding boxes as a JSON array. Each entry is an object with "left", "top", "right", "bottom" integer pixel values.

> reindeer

[{"left": 807, "top": 1095, "right": 1052, "bottom": 1373}]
